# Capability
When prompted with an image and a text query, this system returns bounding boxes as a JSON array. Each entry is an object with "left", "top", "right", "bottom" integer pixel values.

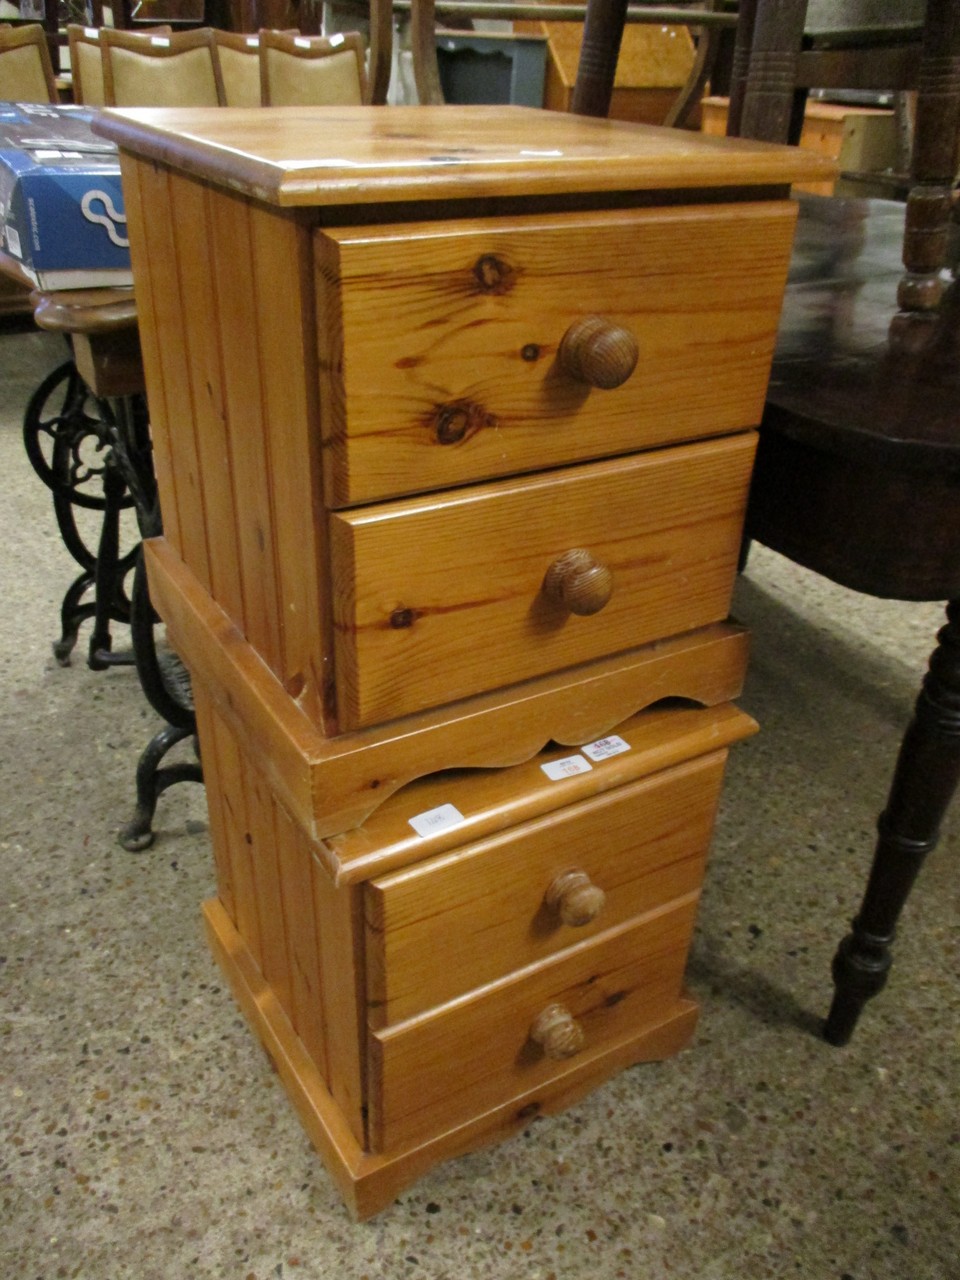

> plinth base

[{"left": 204, "top": 896, "right": 700, "bottom": 1220}]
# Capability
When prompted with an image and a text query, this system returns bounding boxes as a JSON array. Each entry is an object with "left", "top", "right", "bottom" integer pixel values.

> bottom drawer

[{"left": 368, "top": 893, "right": 699, "bottom": 1151}]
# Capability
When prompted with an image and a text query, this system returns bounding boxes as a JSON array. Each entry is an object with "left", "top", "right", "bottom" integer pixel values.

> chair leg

[
  {"left": 571, "top": 0, "right": 628, "bottom": 118},
  {"left": 824, "top": 600, "right": 960, "bottom": 1045}
]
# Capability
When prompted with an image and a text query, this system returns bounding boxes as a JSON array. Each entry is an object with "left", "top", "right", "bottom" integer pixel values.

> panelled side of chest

[
  {"left": 192, "top": 683, "right": 370, "bottom": 1152},
  {"left": 121, "top": 156, "right": 334, "bottom": 730}
]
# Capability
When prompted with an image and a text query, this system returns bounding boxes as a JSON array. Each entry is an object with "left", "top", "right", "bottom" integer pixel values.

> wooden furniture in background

[
  {"left": 68, "top": 23, "right": 174, "bottom": 106},
  {"left": 522, "top": 17, "right": 697, "bottom": 124},
  {"left": 399, "top": 0, "right": 735, "bottom": 119},
  {"left": 101, "top": 26, "right": 225, "bottom": 107},
  {"left": 212, "top": 27, "right": 264, "bottom": 105},
  {"left": 729, "top": 0, "right": 960, "bottom": 1046},
  {"left": 0, "top": 246, "right": 145, "bottom": 669},
  {"left": 571, "top": 0, "right": 960, "bottom": 1047},
  {"left": 258, "top": 28, "right": 367, "bottom": 105},
  {"left": 67, "top": 25, "right": 109, "bottom": 107},
  {"left": 0, "top": 20, "right": 58, "bottom": 102},
  {"left": 98, "top": 103, "right": 826, "bottom": 1216},
  {"left": 0, "top": 254, "right": 33, "bottom": 320},
  {"left": 110, "top": 0, "right": 206, "bottom": 26},
  {"left": 29, "top": 282, "right": 142, "bottom": 401},
  {"left": 701, "top": 94, "right": 898, "bottom": 196},
  {"left": 434, "top": 29, "right": 548, "bottom": 107},
  {"left": 0, "top": 0, "right": 61, "bottom": 73},
  {"left": 726, "top": 0, "right": 925, "bottom": 145}
]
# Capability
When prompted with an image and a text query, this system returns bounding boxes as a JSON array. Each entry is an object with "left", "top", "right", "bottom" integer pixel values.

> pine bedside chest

[{"left": 96, "top": 105, "right": 830, "bottom": 1217}]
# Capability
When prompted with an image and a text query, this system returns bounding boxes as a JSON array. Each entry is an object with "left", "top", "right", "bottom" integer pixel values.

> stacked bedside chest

[{"left": 97, "top": 105, "right": 830, "bottom": 1218}]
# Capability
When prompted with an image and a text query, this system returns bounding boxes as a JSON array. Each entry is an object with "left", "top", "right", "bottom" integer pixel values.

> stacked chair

[
  {"left": 258, "top": 28, "right": 367, "bottom": 105},
  {"left": 100, "top": 26, "right": 225, "bottom": 107},
  {"left": 68, "top": 23, "right": 172, "bottom": 105},
  {"left": 211, "top": 28, "right": 264, "bottom": 108},
  {"left": 0, "top": 21, "right": 58, "bottom": 102}
]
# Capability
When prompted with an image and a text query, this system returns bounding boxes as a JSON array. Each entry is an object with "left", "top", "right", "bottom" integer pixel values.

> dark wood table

[{"left": 747, "top": 195, "right": 960, "bottom": 1042}]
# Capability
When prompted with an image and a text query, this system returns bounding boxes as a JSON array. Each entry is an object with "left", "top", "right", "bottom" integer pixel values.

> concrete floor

[{"left": 1, "top": 326, "right": 958, "bottom": 1279}]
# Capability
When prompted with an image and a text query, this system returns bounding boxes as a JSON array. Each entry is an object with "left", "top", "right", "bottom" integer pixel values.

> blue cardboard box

[{"left": 0, "top": 102, "right": 132, "bottom": 290}]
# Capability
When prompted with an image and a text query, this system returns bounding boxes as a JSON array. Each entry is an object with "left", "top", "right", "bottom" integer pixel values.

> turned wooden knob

[
  {"left": 545, "top": 868, "right": 606, "bottom": 927},
  {"left": 529, "top": 1003, "right": 586, "bottom": 1060},
  {"left": 542, "top": 548, "right": 614, "bottom": 616},
  {"left": 558, "top": 315, "right": 639, "bottom": 389}
]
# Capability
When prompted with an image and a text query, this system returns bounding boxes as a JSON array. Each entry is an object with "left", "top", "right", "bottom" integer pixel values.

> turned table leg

[{"left": 824, "top": 600, "right": 960, "bottom": 1045}]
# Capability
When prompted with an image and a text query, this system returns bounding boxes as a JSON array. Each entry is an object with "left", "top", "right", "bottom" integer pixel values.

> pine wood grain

[
  {"left": 108, "top": 105, "right": 793, "bottom": 1216},
  {"left": 238, "top": 746, "right": 291, "bottom": 1017},
  {"left": 146, "top": 531, "right": 753, "bottom": 837},
  {"left": 99, "top": 105, "right": 835, "bottom": 207},
  {"left": 204, "top": 693, "right": 263, "bottom": 971},
  {"left": 365, "top": 751, "right": 729, "bottom": 1026},
  {"left": 206, "top": 185, "right": 285, "bottom": 677},
  {"left": 191, "top": 685, "right": 236, "bottom": 923},
  {"left": 317, "top": 202, "right": 795, "bottom": 505},
  {"left": 137, "top": 163, "right": 212, "bottom": 589},
  {"left": 368, "top": 894, "right": 699, "bottom": 1150},
  {"left": 247, "top": 202, "right": 333, "bottom": 730},
  {"left": 168, "top": 175, "right": 245, "bottom": 621},
  {"left": 325, "top": 702, "right": 756, "bottom": 884},
  {"left": 128, "top": 155, "right": 335, "bottom": 722},
  {"left": 204, "top": 895, "right": 698, "bottom": 1219},
  {"left": 198, "top": 701, "right": 367, "bottom": 1147},
  {"left": 331, "top": 432, "right": 756, "bottom": 728},
  {"left": 312, "top": 858, "right": 368, "bottom": 1146},
  {"left": 273, "top": 799, "right": 329, "bottom": 1088}
]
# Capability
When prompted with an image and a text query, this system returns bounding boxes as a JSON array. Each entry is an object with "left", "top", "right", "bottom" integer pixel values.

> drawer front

[
  {"left": 330, "top": 432, "right": 755, "bottom": 730},
  {"left": 316, "top": 201, "right": 796, "bottom": 506},
  {"left": 368, "top": 895, "right": 699, "bottom": 1151},
  {"left": 366, "top": 750, "right": 728, "bottom": 1026}
]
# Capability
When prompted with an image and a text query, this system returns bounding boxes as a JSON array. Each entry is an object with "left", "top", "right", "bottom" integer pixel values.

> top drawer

[{"left": 316, "top": 200, "right": 797, "bottom": 507}]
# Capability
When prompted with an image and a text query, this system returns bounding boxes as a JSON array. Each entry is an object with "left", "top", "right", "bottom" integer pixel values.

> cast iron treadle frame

[
  {"left": 21, "top": 354, "right": 203, "bottom": 848},
  {"left": 22, "top": 358, "right": 144, "bottom": 668},
  {"left": 118, "top": 511, "right": 203, "bottom": 853}
]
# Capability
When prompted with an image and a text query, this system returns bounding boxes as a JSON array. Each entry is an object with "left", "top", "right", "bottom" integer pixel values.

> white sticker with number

[
  {"left": 408, "top": 803, "right": 466, "bottom": 839},
  {"left": 582, "top": 735, "right": 631, "bottom": 761},
  {"left": 541, "top": 755, "right": 593, "bottom": 781}
]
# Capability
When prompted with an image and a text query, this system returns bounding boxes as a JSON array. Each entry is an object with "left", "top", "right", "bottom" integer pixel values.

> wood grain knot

[
  {"left": 389, "top": 607, "right": 418, "bottom": 629},
  {"left": 433, "top": 400, "right": 495, "bottom": 445},
  {"left": 472, "top": 254, "right": 516, "bottom": 294}
]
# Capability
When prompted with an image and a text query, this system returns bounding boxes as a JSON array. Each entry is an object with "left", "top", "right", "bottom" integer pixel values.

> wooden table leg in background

[{"left": 825, "top": 601, "right": 960, "bottom": 1044}]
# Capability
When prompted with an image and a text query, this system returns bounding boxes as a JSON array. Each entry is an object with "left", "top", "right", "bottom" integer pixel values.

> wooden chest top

[{"left": 95, "top": 104, "right": 832, "bottom": 207}]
